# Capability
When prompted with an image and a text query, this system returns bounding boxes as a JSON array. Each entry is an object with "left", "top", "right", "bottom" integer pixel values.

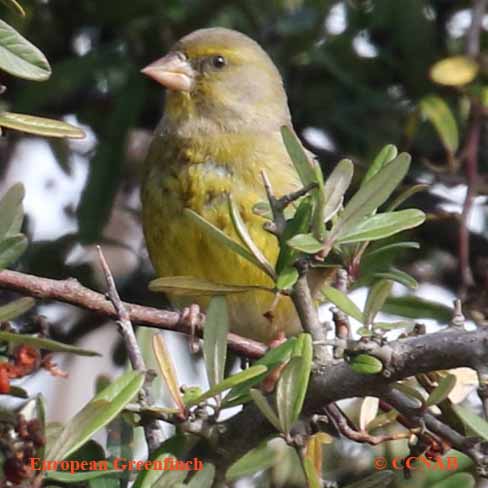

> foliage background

[{"left": 1, "top": 0, "right": 487, "bottom": 486}]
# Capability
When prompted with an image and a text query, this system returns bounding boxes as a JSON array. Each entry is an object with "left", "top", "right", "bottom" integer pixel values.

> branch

[
  {"left": 97, "top": 247, "right": 164, "bottom": 454},
  {"left": 0, "top": 269, "right": 267, "bottom": 359}
]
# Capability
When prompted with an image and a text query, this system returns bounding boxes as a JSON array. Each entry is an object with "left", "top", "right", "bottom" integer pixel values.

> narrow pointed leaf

[
  {"left": 426, "top": 373, "right": 457, "bottom": 407},
  {"left": 373, "top": 321, "right": 413, "bottom": 331},
  {"left": 384, "top": 296, "right": 452, "bottom": 322},
  {"left": 149, "top": 276, "right": 272, "bottom": 296},
  {"left": 364, "top": 280, "right": 392, "bottom": 326},
  {"left": 187, "top": 463, "right": 215, "bottom": 488},
  {"left": 359, "top": 396, "right": 379, "bottom": 431},
  {"left": 0, "top": 297, "right": 35, "bottom": 320},
  {"left": 366, "top": 409, "right": 398, "bottom": 432},
  {"left": 0, "top": 183, "right": 24, "bottom": 241},
  {"left": 203, "top": 296, "right": 229, "bottom": 391},
  {"left": 453, "top": 404, "right": 488, "bottom": 440},
  {"left": 0, "top": 0, "right": 26, "bottom": 16},
  {"left": 47, "top": 371, "right": 144, "bottom": 460},
  {"left": 332, "top": 153, "right": 411, "bottom": 239},
  {"left": 336, "top": 209, "right": 425, "bottom": 244},
  {"left": 0, "top": 19, "right": 51, "bottom": 80},
  {"left": 0, "top": 112, "right": 85, "bottom": 138},
  {"left": 0, "top": 233, "right": 27, "bottom": 269},
  {"left": 228, "top": 196, "right": 275, "bottom": 278},
  {"left": 420, "top": 95, "right": 458, "bottom": 153},
  {"left": 281, "top": 126, "right": 316, "bottom": 185},
  {"left": 386, "top": 184, "right": 429, "bottom": 212},
  {"left": 185, "top": 365, "right": 267, "bottom": 407},
  {"left": 185, "top": 209, "right": 273, "bottom": 277},
  {"left": 366, "top": 241, "right": 420, "bottom": 258},
  {"left": 391, "top": 383, "right": 425, "bottom": 407},
  {"left": 152, "top": 334, "right": 185, "bottom": 415},
  {"left": 287, "top": 233, "right": 323, "bottom": 253},
  {"left": 374, "top": 268, "right": 418, "bottom": 290},
  {"left": 276, "top": 336, "right": 312, "bottom": 434},
  {"left": 322, "top": 158, "right": 354, "bottom": 223},
  {"left": 276, "top": 266, "right": 299, "bottom": 291},
  {"left": 431, "top": 473, "right": 475, "bottom": 488},
  {"left": 250, "top": 389, "right": 282, "bottom": 431},
  {"left": 226, "top": 441, "right": 277, "bottom": 481},
  {"left": 362, "top": 145, "right": 398, "bottom": 185},
  {"left": 303, "top": 457, "right": 321, "bottom": 488},
  {"left": 0, "top": 331, "right": 100, "bottom": 356},
  {"left": 305, "top": 432, "right": 332, "bottom": 480},
  {"left": 348, "top": 354, "right": 383, "bottom": 374},
  {"left": 46, "top": 471, "right": 120, "bottom": 483},
  {"left": 312, "top": 163, "right": 327, "bottom": 241},
  {"left": 223, "top": 338, "right": 297, "bottom": 407},
  {"left": 321, "top": 286, "right": 363, "bottom": 323}
]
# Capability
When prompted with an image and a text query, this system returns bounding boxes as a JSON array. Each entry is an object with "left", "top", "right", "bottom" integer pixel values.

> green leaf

[
  {"left": 0, "top": 0, "right": 26, "bottom": 16},
  {"left": 276, "top": 266, "right": 299, "bottom": 291},
  {"left": 0, "top": 19, "right": 51, "bottom": 80},
  {"left": 0, "top": 112, "right": 85, "bottom": 138},
  {"left": 187, "top": 463, "right": 215, "bottom": 488},
  {"left": 45, "top": 471, "right": 120, "bottom": 483},
  {"left": 430, "top": 56, "right": 479, "bottom": 87},
  {"left": 149, "top": 275, "right": 272, "bottom": 296},
  {"left": 332, "top": 153, "right": 411, "bottom": 240},
  {"left": 426, "top": 374, "right": 457, "bottom": 407},
  {"left": 321, "top": 286, "right": 364, "bottom": 323},
  {"left": 312, "top": 163, "right": 327, "bottom": 241},
  {"left": 386, "top": 184, "right": 429, "bottom": 212},
  {"left": 420, "top": 95, "right": 459, "bottom": 153},
  {"left": 0, "top": 233, "right": 27, "bottom": 269},
  {"left": 391, "top": 382, "right": 425, "bottom": 407},
  {"left": 252, "top": 201, "right": 272, "bottom": 219},
  {"left": 364, "top": 280, "right": 392, "bottom": 326},
  {"left": 133, "top": 452, "right": 175, "bottom": 488},
  {"left": 152, "top": 334, "right": 185, "bottom": 414},
  {"left": 228, "top": 196, "right": 275, "bottom": 278},
  {"left": 287, "top": 233, "right": 323, "bottom": 253},
  {"left": 302, "top": 456, "right": 321, "bottom": 488},
  {"left": 0, "top": 331, "right": 100, "bottom": 356},
  {"left": 322, "top": 158, "right": 354, "bottom": 223},
  {"left": 223, "top": 338, "right": 297, "bottom": 407},
  {"left": 281, "top": 126, "right": 316, "bottom": 186},
  {"left": 342, "top": 470, "right": 395, "bottom": 488},
  {"left": 336, "top": 209, "right": 425, "bottom": 244},
  {"left": 366, "top": 408, "right": 398, "bottom": 432},
  {"left": 374, "top": 268, "right": 418, "bottom": 290},
  {"left": 226, "top": 441, "right": 277, "bottom": 481},
  {"left": 0, "top": 297, "right": 34, "bottom": 320},
  {"left": 185, "top": 365, "right": 268, "bottom": 407},
  {"left": 185, "top": 209, "right": 274, "bottom": 277},
  {"left": 373, "top": 321, "right": 413, "bottom": 331},
  {"left": 362, "top": 145, "right": 398, "bottom": 185},
  {"left": 46, "top": 371, "right": 145, "bottom": 460},
  {"left": 89, "top": 478, "right": 120, "bottom": 488},
  {"left": 276, "top": 336, "right": 312, "bottom": 434},
  {"left": 250, "top": 389, "right": 282, "bottom": 431},
  {"left": 348, "top": 354, "right": 383, "bottom": 374},
  {"left": 366, "top": 241, "right": 420, "bottom": 258},
  {"left": 452, "top": 404, "right": 488, "bottom": 440},
  {"left": 276, "top": 196, "right": 313, "bottom": 274},
  {"left": 203, "top": 296, "right": 229, "bottom": 391},
  {"left": 431, "top": 472, "right": 475, "bottom": 488},
  {"left": 0, "top": 183, "right": 24, "bottom": 241},
  {"left": 383, "top": 296, "right": 453, "bottom": 322}
]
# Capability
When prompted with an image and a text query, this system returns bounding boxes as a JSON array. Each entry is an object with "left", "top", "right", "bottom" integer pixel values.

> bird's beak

[{"left": 141, "top": 52, "right": 194, "bottom": 92}]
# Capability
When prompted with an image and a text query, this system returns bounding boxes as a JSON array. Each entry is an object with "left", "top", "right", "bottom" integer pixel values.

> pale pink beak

[{"left": 141, "top": 51, "right": 194, "bottom": 92}]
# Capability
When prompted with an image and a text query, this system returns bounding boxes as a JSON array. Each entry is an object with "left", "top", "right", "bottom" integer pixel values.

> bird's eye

[{"left": 212, "top": 55, "right": 226, "bottom": 69}]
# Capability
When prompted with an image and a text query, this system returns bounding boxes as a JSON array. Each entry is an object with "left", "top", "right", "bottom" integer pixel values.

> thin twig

[
  {"left": 324, "top": 402, "right": 410, "bottom": 445},
  {"left": 97, "top": 246, "right": 164, "bottom": 454},
  {"left": 0, "top": 269, "right": 267, "bottom": 359}
]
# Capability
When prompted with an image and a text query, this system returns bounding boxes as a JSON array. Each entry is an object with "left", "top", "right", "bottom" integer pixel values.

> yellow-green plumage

[{"left": 141, "top": 28, "right": 305, "bottom": 341}]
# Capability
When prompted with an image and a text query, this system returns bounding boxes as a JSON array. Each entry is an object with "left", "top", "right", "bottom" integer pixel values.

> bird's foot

[{"left": 182, "top": 304, "right": 202, "bottom": 354}]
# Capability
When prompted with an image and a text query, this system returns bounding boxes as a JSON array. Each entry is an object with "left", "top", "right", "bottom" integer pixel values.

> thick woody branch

[{"left": 0, "top": 269, "right": 266, "bottom": 359}]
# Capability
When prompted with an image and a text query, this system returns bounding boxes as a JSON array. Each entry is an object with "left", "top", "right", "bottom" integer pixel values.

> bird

[{"left": 141, "top": 27, "right": 309, "bottom": 343}]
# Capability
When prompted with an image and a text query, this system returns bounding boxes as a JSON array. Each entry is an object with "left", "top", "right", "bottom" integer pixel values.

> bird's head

[{"left": 142, "top": 28, "right": 291, "bottom": 134}]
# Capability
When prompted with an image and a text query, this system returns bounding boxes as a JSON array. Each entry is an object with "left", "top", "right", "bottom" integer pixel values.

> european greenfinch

[{"left": 141, "top": 27, "right": 309, "bottom": 342}]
